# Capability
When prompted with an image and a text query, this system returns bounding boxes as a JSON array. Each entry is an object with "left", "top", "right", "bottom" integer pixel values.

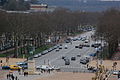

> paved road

[{"left": 34, "top": 31, "right": 96, "bottom": 72}]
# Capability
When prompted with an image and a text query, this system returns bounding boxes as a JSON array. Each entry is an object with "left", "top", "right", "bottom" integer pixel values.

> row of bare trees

[
  {"left": 97, "top": 9, "right": 120, "bottom": 59},
  {"left": 0, "top": 8, "right": 99, "bottom": 57}
]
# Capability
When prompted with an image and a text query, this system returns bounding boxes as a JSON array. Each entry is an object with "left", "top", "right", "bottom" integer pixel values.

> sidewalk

[{"left": 4, "top": 71, "right": 55, "bottom": 80}]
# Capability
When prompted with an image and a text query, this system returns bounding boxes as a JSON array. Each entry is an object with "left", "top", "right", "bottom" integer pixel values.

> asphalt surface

[{"left": 34, "top": 31, "right": 96, "bottom": 72}]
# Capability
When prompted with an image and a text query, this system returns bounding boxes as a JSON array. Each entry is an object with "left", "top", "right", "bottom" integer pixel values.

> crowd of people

[{"left": 7, "top": 73, "right": 18, "bottom": 80}]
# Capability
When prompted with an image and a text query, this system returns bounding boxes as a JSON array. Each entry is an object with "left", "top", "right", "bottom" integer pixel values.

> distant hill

[{"left": 37, "top": 0, "right": 120, "bottom": 12}]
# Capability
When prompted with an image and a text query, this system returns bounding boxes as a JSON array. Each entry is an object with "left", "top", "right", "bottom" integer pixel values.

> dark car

[
  {"left": 65, "top": 59, "right": 70, "bottom": 65},
  {"left": 83, "top": 44, "right": 90, "bottom": 47},
  {"left": 75, "top": 46, "right": 79, "bottom": 48},
  {"left": 71, "top": 57, "right": 76, "bottom": 61},
  {"left": 65, "top": 40, "right": 70, "bottom": 43},
  {"left": 62, "top": 56, "right": 65, "bottom": 59},
  {"left": 91, "top": 43, "right": 101, "bottom": 48},
  {"left": 77, "top": 54, "right": 81, "bottom": 57},
  {"left": 59, "top": 46, "right": 62, "bottom": 49},
  {"left": 80, "top": 59, "right": 89, "bottom": 64},
  {"left": 2, "top": 66, "right": 10, "bottom": 70}
]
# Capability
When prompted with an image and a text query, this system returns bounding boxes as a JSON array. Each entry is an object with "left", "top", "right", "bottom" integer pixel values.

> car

[
  {"left": 84, "top": 40, "right": 89, "bottom": 43},
  {"left": 34, "top": 55, "right": 39, "bottom": 58},
  {"left": 62, "top": 56, "right": 65, "bottom": 59},
  {"left": 9, "top": 65, "right": 22, "bottom": 70},
  {"left": 56, "top": 49, "right": 59, "bottom": 52},
  {"left": 59, "top": 46, "right": 62, "bottom": 49},
  {"left": 71, "top": 57, "right": 76, "bottom": 61},
  {"left": 91, "top": 43, "right": 101, "bottom": 48},
  {"left": 64, "top": 45, "right": 68, "bottom": 49},
  {"left": 2, "top": 66, "right": 10, "bottom": 70},
  {"left": 48, "top": 48, "right": 53, "bottom": 52},
  {"left": 79, "top": 45, "right": 83, "bottom": 49},
  {"left": 80, "top": 58, "right": 89, "bottom": 64},
  {"left": 89, "top": 53, "right": 96, "bottom": 57},
  {"left": 65, "top": 40, "right": 70, "bottom": 43},
  {"left": 75, "top": 45, "right": 79, "bottom": 48},
  {"left": 62, "top": 56, "right": 68, "bottom": 60},
  {"left": 36, "top": 65, "right": 53, "bottom": 71},
  {"left": 41, "top": 50, "right": 48, "bottom": 55},
  {"left": 38, "top": 53, "right": 42, "bottom": 57},
  {"left": 112, "top": 70, "right": 119, "bottom": 75},
  {"left": 77, "top": 54, "right": 81, "bottom": 57},
  {"left": 52, "top": 66, "right": 60, "bottom": 70},
  {"left": 83, "top": 44, "right": 90, "bottom": 47},
  {"left": 60, "top": 44, "right": 62, "bottom": 46},
  {"left": 53, "top": 46, "right": 57, "bottom": 49},
  {"left": 65, "top": 59, "right": 70, "bottom": 65},
  {"left": 16, "top": 62, "right": 28, "bottom": 69}
]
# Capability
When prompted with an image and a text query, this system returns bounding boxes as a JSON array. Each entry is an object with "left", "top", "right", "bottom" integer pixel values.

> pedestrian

[
  {"left": 8, "top": 74, "right": 11, "bottom": 80},
  {"left": 22, "top": 67, "right": 25, "bottom": 74},
  {"left": 48, "top": 69, "right": 50, "bottom": 74},
  {"left": 70, "top": 41, "right": 72, "bottom": 44},
  {"left": 7, "top": 74, "right": 9, "bottom": 79},
  {"left": 87, "top": 64, "right": 89, "bottom": 68},
  {"left": 18, "top": 69, "right": 21, "bottom": 75},
  {"left": 11, "top": 75, "right": 14, "bottom": 80},
  {"left": 15, "top": 76, "right": 18, "bottom": 80},
  {"left": 0, "top": 60, "right": 2, "bottom": 66},
  {"left": 24, "top": 72, "right": 28, "bottom": 76}
]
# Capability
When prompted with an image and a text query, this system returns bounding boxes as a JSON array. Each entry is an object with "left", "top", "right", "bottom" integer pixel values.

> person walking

[
  {"left": 15, "top": 76, "right": 18, "bottom": 80},
  {"left": 11, "top": 75, "right": 14, "bottom": 80},
  {"left": 18, "top": 69, "right": 21, "bottom": 75},
  {"left": 7, "top": 74, "right": 9, "bottom": 79},
  {"left": 0, "top": 60, "right": 2, "bottom": 66}
]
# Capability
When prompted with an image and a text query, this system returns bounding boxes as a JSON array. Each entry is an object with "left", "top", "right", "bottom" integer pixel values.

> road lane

[{"left": 34, "top": 31, "right": 96, "bottom": 72}]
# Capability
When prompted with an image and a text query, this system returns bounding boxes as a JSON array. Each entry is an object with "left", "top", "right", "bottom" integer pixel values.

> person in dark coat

[
  {"left": 7, "top": 74, "right": 9, "bottom": 79},
  {"left": 18, "top": 69, "right": 21, "bottom": 75},
  {"left": 11, "top": 75, "right": 14, "bottom": 80},
  {"left": 15, "top": 76, "right": 18, "bottom": 80}
]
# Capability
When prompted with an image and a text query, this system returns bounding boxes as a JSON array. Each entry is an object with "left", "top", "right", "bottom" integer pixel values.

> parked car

[
  {"left": 9, "top": 65, "right": 22, "bottom": 70},
  {"left": 56, "top": 48, "right": 59, "bottom": 52},
  {"left": 41, "top": 50, "right": 48, "bottom": 55},
  {"left": 38, "top": 53, "right": 42, "bottom": 57},
  {"left": 112, "top": 70, "right": 119, "bottom": 75},
  {"left": 2, "top": 66, "right": 10, "bottom": 70},
  {"left": 16, "top": 62, "right": 28, "bottom": 69},
  {"left": 34, "top": 55, "right": 39, "bottom": 58}
]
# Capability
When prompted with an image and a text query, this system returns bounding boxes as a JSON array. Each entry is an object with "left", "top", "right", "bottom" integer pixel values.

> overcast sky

[{"left": 101, "top": 0, "right": 120, "bottom": 1}]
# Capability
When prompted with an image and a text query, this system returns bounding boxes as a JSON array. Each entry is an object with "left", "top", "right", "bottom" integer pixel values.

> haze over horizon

[{"left": 37, "top": 0, "right": 120, "bottom": 12}]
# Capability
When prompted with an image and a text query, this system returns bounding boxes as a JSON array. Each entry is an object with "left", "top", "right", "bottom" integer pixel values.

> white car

[
  {"left": 112, "top": 70, "right": 119, "bottom": 75},
  {"left": 34, "top": 55, "right": 39, "bottom": 58},
  {"left": 38, "top": 53, "right": 42, "bottom": 57},
  {"left": 65, "top": 45, "right": 68, "bottom": 49},
  {"left": 36, "top": 65, "right": 53, "bottom": 70}
]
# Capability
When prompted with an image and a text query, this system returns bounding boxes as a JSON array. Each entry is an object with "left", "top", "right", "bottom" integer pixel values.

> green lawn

[
  {"left": 18, "top": 45, "right": 51, "bottom": 58},
  {"left": 0, "top": 45, "right": 52, "bottom": 58}
]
